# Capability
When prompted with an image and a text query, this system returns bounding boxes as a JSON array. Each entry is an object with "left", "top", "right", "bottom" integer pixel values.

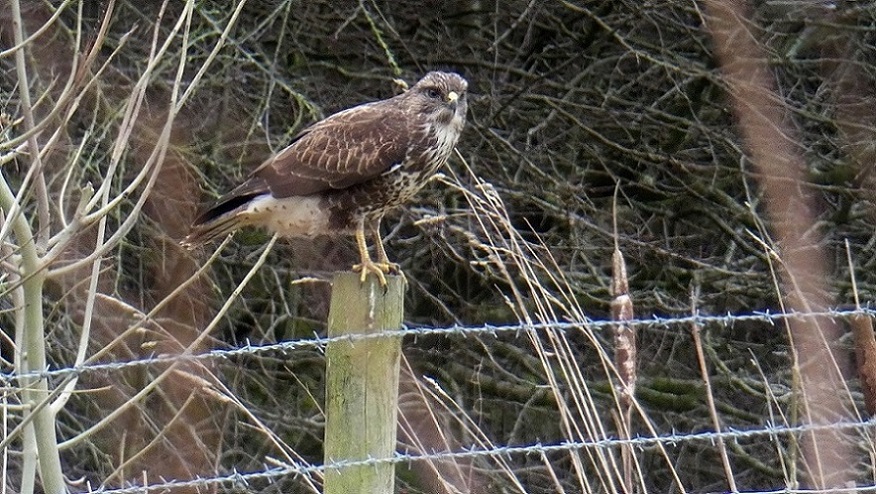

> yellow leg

[
  {"left": 369, "top": 218, "right": 395, "bottom": 269},
  {"left": 351, "top": 218, "right": 388, "bottom": 286},
  {"left": 369, "top": 217, "right": 405, "bottom": 284}
]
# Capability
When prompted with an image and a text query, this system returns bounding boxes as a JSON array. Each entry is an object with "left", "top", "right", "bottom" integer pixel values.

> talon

[
  {"left": 353, "top": 217, "right": 406, "bottom": 288},
  {"left": 352, "top": 260, "right": 390, "bottom": 287},
  {"left": 396, "top": 268, "right": 408, "bottom": 287}
]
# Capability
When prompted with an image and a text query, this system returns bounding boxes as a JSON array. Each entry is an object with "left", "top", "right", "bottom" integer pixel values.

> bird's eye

[{"left": 426, "top": 88, "right": 442, "bottom": 100}]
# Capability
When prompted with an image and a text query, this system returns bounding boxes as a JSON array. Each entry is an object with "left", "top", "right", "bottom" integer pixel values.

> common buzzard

[{"left": 182, "top": 71, "right": 468, "bottom": 285}]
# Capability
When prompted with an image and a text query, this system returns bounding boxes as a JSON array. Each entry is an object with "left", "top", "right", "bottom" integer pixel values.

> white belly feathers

[{"left": 244, "top": 194, "right": 330, "bottom": 237}]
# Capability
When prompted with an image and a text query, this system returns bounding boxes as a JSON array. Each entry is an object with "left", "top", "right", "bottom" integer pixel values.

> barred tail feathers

[
  {"left": 180, "top": 192, "right": 261, "bottom": 249},
  {"left": 181, "top": 214, "right": 244, "bottom": 249}
]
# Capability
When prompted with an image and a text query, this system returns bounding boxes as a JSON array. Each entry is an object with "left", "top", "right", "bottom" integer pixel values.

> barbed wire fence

[
  {"left": 4, "top": 2, "right": 876, "bottom": 493},
  {"left": 5, "top": 307, "right": 875, "bottom": 383},
  {"left": 4, "top": 307, "right": 876, "bottom": 493},
  {"left": 84, "top": 419, "right": 876, "bottom": 494}
]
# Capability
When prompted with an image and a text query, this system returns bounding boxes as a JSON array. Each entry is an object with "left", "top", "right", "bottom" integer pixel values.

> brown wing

[{"left": 250, "top": 100, "right": 412, "bottom": 198}]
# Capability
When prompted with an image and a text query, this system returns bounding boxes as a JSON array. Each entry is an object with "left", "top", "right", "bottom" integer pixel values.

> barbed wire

[
  {"left": 2, "top": 306, "right": 872, "bottom": 492},
  {"left": 89, "top": 417, "right": 876, "bottom": 494},
  {"left": 2, "top": 306, "right": 873, "bottom": 383}
]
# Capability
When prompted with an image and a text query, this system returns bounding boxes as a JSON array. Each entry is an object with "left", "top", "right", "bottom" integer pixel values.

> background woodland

[{"left": 2, "top": 1, "right": 876, "bottom": 493}]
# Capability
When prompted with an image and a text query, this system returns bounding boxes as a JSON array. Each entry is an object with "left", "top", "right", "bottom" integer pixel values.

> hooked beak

[{"left": 447, "top": 91, "right": 459, "bottom": 110}]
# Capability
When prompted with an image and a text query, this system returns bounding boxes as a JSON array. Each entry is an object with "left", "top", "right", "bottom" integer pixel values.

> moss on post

[{"left": 323, "top": 272, "right": 404, "bottom": 494}]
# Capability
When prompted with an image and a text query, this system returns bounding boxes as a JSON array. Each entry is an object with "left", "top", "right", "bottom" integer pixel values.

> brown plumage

[{"left": 182, "top": 71, "right": 469, "bottom": 284}]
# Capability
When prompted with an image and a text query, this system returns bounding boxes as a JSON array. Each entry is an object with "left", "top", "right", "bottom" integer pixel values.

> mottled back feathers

[{"left": 183, "top": 71, "right": 468, "bottom": 247}]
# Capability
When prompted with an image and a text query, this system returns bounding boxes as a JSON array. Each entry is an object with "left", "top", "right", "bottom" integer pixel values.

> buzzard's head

[{"left": 407, "top": 71, "right": 468, "bottom": 131}]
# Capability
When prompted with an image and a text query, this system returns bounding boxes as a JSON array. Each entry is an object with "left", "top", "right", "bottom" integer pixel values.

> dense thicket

[{"left": 3, "top": 1, "right": 876, "bottom": 492}]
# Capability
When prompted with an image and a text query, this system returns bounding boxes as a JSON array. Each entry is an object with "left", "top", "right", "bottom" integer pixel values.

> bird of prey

[{"left": 182, "top": 71, "right": 468, "bottom": 285}]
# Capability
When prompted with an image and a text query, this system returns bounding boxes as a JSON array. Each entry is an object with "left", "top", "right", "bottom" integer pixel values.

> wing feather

[{"left": 251, "top": 100, "right": 412, "bottom": 198}]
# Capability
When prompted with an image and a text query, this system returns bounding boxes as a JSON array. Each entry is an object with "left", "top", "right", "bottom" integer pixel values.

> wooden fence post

[{"left": 323, "top": 272, "right": 404, "bottom": 494}]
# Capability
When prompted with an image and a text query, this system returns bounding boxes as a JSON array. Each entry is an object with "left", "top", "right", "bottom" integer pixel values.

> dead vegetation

[{"left": 2, "top": 1, "right": 876, "bottom": 493}]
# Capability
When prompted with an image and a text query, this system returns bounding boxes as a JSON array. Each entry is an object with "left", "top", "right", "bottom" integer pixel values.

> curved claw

[
  {"left": 383, "top": 262, "right": 402, "bottom": 275},
  {"left": 352, "top": 259, "right": 392, "bottom": 287},
  {"left": 385, "top": 262, "right": 407, "bottom": 286},
  {"left": 353, "top": 217, "right": 406, "bottom": 287}
]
